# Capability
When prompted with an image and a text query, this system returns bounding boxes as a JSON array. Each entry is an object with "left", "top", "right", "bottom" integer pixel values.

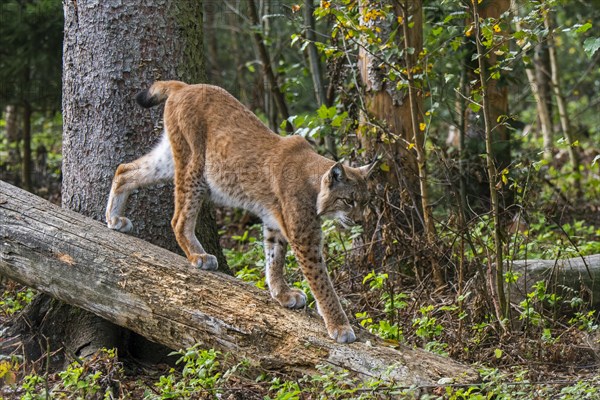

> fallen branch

[{"left": 0, "top": 180, "right": 477, "bottom": 385}]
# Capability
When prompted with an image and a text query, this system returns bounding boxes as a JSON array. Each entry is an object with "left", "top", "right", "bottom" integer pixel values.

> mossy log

[{"left": 0, "top": 180, "right": 477, "bottom": 386}]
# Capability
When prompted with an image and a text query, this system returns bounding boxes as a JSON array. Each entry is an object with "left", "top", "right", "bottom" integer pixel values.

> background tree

[{"left": 0, "top": 0, "right": 62, "bottom": 192}]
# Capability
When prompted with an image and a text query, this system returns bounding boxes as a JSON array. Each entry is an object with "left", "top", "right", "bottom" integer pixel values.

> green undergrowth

[{"left": 7, "top": 345, "right": 600, "bottom": 399}]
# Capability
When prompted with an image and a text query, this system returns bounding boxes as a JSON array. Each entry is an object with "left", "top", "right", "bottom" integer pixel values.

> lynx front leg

[
  {"left": 289, "top": 225, "right": 356, "bottom": 344},
  {"left": 106, "top": 135, "right": 174, "bottom": 232},
  {"left": 263, "top": 226, "right": 307, "bottom": 309}
]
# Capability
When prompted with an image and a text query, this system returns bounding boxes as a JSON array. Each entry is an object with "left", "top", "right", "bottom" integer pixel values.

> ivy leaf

[{"left": 583, "top": 37, "right": 600, "bottom": 58}]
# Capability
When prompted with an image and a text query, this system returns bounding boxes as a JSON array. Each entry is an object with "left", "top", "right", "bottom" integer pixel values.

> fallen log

[
  {"left": 0, "top": 180, "right": 477, "bottom": 385},
  {"left": 509, "top": 256, "right": 600, "bottom": 308}
]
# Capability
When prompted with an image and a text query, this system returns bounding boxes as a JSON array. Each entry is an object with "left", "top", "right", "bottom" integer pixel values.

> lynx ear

[
  {"left": 358, "top": 160, "right": 378, "bottom": 179},
  {"left": 326, "top": 162, "right": 347, "bottom": 187}
]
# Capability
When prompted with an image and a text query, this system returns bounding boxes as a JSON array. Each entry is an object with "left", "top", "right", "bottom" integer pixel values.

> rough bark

[{"left": 0, "top": 181, "right": 479, "bottom": 385}]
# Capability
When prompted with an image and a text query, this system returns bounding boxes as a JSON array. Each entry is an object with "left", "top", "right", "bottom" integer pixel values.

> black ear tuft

[
  {"left": 329, "top": 162, "right": 346, "bottom": 185},
  {"left": 136, "top": 89, "right": 159, "bottom": 108}
]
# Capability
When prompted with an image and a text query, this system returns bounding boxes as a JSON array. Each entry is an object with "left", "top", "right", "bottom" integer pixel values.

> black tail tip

[{"left": 136, "top": 89, "right": 159, "bottom": 108}]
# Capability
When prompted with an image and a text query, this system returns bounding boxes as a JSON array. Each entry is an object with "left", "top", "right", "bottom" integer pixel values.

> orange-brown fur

[{"left": 106, "top": 81, "right": 374, "bottom": 343}]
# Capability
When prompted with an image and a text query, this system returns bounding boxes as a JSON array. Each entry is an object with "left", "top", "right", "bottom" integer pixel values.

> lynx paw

[
  {"left": 328, "top": 324, "right": 356, "bottom": 344},
  {"left": 107, "top": 216, "right": 133, "bottom": 233},
  {"left": 190, "top": 253, "right": 219, "bottom": 271},
  {"left": 276, "top": 289, "right": 307, "bottom": 309}
]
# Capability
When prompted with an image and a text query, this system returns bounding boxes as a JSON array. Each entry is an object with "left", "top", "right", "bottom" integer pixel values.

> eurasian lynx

[{"left": 106, "top": 81, "right": 374, "bottom": 343}]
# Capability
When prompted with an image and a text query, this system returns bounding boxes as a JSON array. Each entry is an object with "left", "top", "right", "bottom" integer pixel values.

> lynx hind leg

[
  {"left": 171, "top": 160, "right": 218, "bottom": 271},
  {"left": 106, "top": 134, "right": 174, "bottom": 232},
  {"left": 264, "top": 226, "right": 307, "bottom": 309}
]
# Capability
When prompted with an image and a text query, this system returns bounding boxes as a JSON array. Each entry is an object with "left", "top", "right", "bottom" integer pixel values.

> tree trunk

[
  {"left": 61, "top": 0, "right": 227, "bottom": 267},
  {"left": 543, "top": 6, "right": 580, "bottom": 175},
  {"left": 21, "top": 101, "right": 32, "bottom": 193},
  {"left": 0, "top": 181, "right": 479, "bottom": 385},
  {"left": 472, "top": 1, "right": 508, "bottom": 322},
  {"left": 534, "top": 43, "right": 554, "bottom": 159},
  {"left": 18, "top": 0, "right": 225, "bottom": 365},
  {"left": 204, "top": 1, "right": 220, "bottom": 85},
  {"left": 355, "top": 0, "right": 441, "bottom": 284},
  {"left": 304, "top": 0, "right": 337, "bottom": 158},
  {"left": 1, "top": 105, "right": 21, "bottom": 186},
  {"left": 462, "top": 0, "right": 511, "bottom": 211},
  {"left": 61, "top": 0, "right": 220, "bottom": 257},
  {"left": 247, "top": 0, "right": 293, "bottom": 133}
]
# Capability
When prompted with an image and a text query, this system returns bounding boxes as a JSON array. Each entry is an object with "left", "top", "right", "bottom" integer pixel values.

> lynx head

[{"left": 317, "top": 162, "right": 376, "bottom": 228}]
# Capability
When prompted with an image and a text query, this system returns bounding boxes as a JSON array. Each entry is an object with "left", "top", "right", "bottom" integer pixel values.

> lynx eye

[{"left": 341, "top": 198, "right": 354, "bottom": 207}]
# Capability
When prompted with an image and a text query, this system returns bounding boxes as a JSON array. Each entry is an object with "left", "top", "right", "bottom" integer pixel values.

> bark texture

[{"left": 0, "top": 181, "right": 479, "bottom": 385}]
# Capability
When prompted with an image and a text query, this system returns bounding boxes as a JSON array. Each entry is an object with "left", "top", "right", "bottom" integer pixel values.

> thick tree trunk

[
  {"left": 0, "top": 181, "right": 478, "bottom": 385},
  {"left": 29, "top": 0, "right": 225, "bottom": 365}
]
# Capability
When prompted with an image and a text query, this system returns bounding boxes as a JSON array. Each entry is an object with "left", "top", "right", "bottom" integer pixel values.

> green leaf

[
  {"left": 575, "top": 22, "right": 592, "bottom": 33},
  {"left": 317, "top": 104, "right": 336, "bottom": 120},
  {"left": 583, "top": 37, "right": 600, "bottom": 58},
  {"left": 494, "top": 348, "right": 503, "bottom": 359},
  {"left": 468, "top": 103, "right": 481, "bottom": 113}
]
